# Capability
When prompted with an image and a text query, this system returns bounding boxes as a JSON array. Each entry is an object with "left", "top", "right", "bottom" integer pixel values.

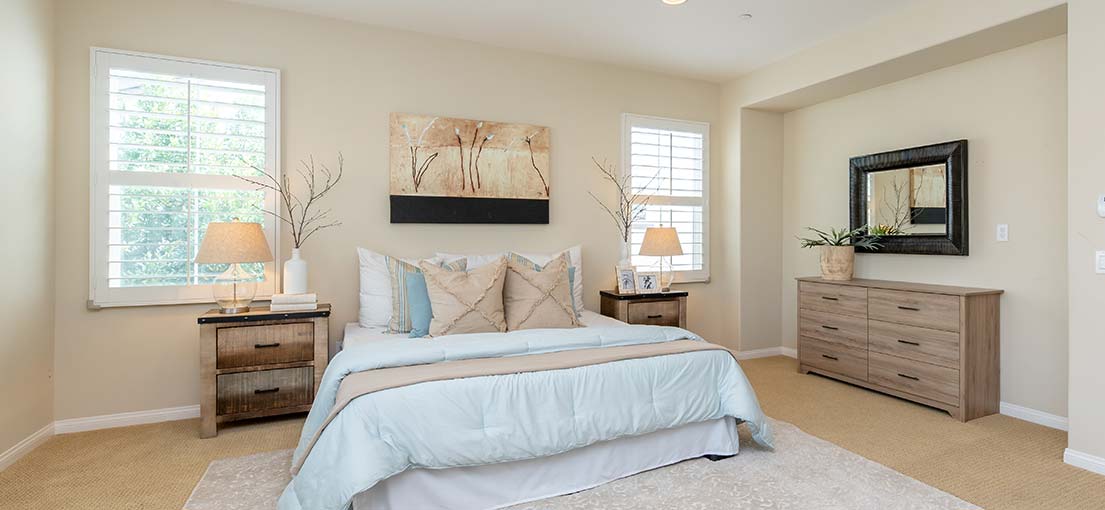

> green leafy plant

[{"left": 798, "top": 226, "right": 882, "bottom": 250}]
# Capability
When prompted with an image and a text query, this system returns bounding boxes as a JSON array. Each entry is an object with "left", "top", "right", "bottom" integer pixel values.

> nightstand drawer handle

[
  {"left": 897, "top": 339, "right": 921, "bottom": 346},
  {"left": 647, "top": 314, "right": 663, "bottom": 319},
  {"left": 821, "top": 325, "right": 839, "bottom": 331},
  {"left": 897, "top": 373, "right": 920, "bottom": 381},
  {"left": 254, "top": 342, "right": 281, "bottom": 349},
  {"left": 897, "top": 306, "right": 921, "bottom": 311},
  {"left": 254, "top": 387, "right": 280, "bottom": 394},
  {"left": 821, "top": 354, "right": 838, "bottom": 361},
  {"left": 821, "top": 296, "right": 839, "bottom": 301}
]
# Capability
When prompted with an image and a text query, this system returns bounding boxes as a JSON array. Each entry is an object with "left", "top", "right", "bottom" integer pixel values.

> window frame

[
  {"left": 88, "top": 48, "right": 282, "bottom": 308},
  {"left": 621, "top": 113, "right": 711, "bottom": 284}
]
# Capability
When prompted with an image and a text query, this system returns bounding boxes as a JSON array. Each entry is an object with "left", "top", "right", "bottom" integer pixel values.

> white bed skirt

[{"left": 352, "top": 417, "right": 739, "bottom": 510}]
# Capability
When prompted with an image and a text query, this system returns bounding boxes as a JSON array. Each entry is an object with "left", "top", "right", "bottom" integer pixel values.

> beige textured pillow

[
  {"left": 420, "top": 257, "right": 507, "bottom": 337},
  {"left": 504, "top": 253, "right": 580, "bottom": 331}
]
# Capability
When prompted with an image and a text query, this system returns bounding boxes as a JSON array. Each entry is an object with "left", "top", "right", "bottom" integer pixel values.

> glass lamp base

[{"left": 212, "top": 264, "right": 258, "bottom": 314}]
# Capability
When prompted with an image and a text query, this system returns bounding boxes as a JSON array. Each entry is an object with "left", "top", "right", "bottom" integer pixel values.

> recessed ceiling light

[
  {"left": 739, "top": 13, "right": 753, "bottom": 21},
  {"left": 662, "top": 0, "right": 687, "bottom": 5}
]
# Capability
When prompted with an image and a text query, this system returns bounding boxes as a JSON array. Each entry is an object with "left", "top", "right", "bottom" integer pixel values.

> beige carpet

[
  {"left": 186, "top": 418, "right": 976, "bottom": 510},
  {"left": 1, "top": 356, "right": 1103, "bottom": 509}
]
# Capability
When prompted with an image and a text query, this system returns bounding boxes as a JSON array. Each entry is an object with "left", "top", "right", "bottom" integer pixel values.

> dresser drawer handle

[
  {"left": 254, "top": 387, "right": 280, "bottom": 394},
  {"left": 647, "top": 314, "right": 663, "bottom": 319},
  {"left": 254, "top": 342, "right": 281, "bottom": 349},
  {"left": 897, "top": 340, "right": 921, "bottom": 346},
  {"left": 897, "top": 373, "right": 920, "bottom": 381},
  {"left": 897, "top": 306, "right": 921, "bottom": 311},
  {"left": 821, "top": 296, "right": 839, "bottom": 301},
  {"left": 821, "top": 325, "right": 839, "bottom": 331},
  {"left": 821, "top": 354, "right": 838, "bottom": 361}
]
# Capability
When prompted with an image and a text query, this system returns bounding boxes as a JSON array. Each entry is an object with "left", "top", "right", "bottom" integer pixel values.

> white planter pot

[{"left": 283, "top": 248, "right": 309, "bottom": 294}]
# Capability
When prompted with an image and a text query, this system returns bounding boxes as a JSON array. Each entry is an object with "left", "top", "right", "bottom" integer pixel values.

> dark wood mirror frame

[{"left": 849, "top": 140, "right": 969, "bottom": 256}]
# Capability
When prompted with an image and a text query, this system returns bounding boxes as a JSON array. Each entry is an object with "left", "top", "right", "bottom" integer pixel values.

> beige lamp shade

[
  {"left": 639, "top": 227, "right": 684, "bottom": 257},
  {"left": 195, "top": 221, "right": 273, "bottom": 264}
]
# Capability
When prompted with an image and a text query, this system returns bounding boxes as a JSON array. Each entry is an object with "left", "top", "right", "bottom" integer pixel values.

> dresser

[
  {"left": 600, "top": 290, "right": 687, "bottom": 328},
  {"left": 197, "top": 305, "right": 330, "bottom": 438},
  {"left": 796, "top": 277, "right": 1002, "bottom": 421}
]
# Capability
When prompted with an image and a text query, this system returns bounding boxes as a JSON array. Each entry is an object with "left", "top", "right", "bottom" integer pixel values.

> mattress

[
  {"left": 351, "top": 417, "right": 738, "bottom": 510},
  {"left": 341, "top": 309, "right": 627, "bottom": 349}
]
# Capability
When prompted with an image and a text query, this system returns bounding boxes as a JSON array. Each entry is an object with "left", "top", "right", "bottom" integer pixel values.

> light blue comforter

[{"left": 279, "top": 325, "right": 773, "bottom": 510}]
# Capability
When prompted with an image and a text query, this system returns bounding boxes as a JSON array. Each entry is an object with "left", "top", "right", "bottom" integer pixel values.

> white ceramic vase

[
  {"left": 618, "top": 242, "right": 632, "bottom": 268},
  {"left": 283, "top": 248, "right": 308, "bottom": 294}
]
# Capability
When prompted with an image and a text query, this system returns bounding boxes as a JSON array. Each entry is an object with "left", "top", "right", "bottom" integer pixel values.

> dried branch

[
  {"left": 588, "top": 157, "right": 656, "bottom": 243},
  {"left": 236, "top": 153, "right": 344, "bottom": 249}
]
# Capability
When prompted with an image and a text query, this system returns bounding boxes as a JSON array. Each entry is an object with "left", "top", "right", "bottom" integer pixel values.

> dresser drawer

[
  {"left": 627, "top": 300, "right": 680, "bottom": 326},
  {"left": 868, "top": 352, "right": 959, "bottom": 406},
  {"left": 869, "top": 320, "right": 960, "bottom": 369},
  {"left": 216, "top": 367, "right": 314, "bottom": 415},
  {"left": 799, "top": 309, "right": 868, "bottom": 350},
  {"left": 217, "top": 322, "right": 314, "bottom": 369},
  {"left": 799, "top": 337, "right": 868, "bottom": 381},
  {"left": 869, "top": 289, "right": 960, "bottom": 332},
  {"left": 799, "top": 282, "right": 868, "bottom": 318}
]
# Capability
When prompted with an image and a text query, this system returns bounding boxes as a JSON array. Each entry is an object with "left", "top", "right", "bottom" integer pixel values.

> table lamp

[
  {"left": 195, "top": 220, "right": 273, "bottom": 313},
  {"left": 639, "top": 227, "right": 684, "bottom": 292}
]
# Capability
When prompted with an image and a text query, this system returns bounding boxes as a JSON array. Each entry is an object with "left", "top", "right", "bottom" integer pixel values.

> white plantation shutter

[
  {"left": 623, "top": 114, "right": 710, "bottom": 282},
  {"left": 90, "top": 49, "right": 280, "bottom": 307}
]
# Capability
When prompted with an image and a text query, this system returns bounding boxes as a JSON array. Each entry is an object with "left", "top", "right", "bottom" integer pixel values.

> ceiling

[{"left": 230, "top": 0, "right": 918, "bottom": 83}]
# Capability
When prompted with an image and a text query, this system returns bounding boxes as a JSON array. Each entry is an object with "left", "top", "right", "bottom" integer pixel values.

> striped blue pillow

[{"left": 387, "top": 257, "right": 466, "bottom": 334}]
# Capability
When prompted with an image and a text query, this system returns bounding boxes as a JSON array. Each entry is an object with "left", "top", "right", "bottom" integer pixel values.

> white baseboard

[
  {"left": 1065, "top": 448, "right": 1105, "bottom": 476},
  {"left": 54, "top": 404, "right": 200, "bottom": 434},
  {"left": 734, "top": 346, "right": 797, "bottom": 360},
  {"left": 999, "top": 402, "right": 1069, "bottom": 431},
  {"left": 0, "top": 422, "right": 54, "bottom": 472}
]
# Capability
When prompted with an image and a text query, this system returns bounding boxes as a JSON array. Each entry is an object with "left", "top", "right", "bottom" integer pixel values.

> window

[
  {"left": 89, "top": 49, "right": 280, "bottom": 307},
  {"left": 622, "top": 114, "right": 710, "bottom": 283}
]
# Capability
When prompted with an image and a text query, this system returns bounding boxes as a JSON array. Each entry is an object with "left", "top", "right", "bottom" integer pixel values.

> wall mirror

[{"left": 849, "top": 140, "right": 968, "bottom": 255}]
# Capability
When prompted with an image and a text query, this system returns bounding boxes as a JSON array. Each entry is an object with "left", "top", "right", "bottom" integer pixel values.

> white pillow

[
  {"left": 435, "top": 252, "right": 506, "bottom": 269},
  {"left": 358, "top": 247, "right": 460, "bottom": 328},
  {"left": 357, "top": 247, "right": 391, "bottom": 328},
  {"left": 438, "top": 245, "right": 584, "bottom": 317}
]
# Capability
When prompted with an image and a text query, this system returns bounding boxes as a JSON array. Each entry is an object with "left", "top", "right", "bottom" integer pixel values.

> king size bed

[{"left": 277, "top": 249, "right": 773, "bottom": 510}]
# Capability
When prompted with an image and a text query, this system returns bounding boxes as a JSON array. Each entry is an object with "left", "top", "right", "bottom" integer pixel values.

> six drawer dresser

[{"left": 796, "top": 277, "right": 1002, "bottom": 422}]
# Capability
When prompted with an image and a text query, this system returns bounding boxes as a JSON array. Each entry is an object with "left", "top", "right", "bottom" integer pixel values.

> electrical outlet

[
  {"left": 1097, "top": 251, "right": 1105, "bottom": 274},
  {"left": 996, "top": 224, "right": 1009, "bottom": 242}
]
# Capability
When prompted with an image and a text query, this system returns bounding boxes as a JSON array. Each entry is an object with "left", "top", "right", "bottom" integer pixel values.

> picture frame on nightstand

[
  {"left": 616, "top": 266, "right": 637, "bottom": 294},
  {"left": 634, "top": 270, "right": 661, "bottom": 294}
]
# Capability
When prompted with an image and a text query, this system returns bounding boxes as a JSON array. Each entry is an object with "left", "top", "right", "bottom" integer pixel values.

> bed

[{"left": 279, "top": 248, "right": 772, "bottom": 510}]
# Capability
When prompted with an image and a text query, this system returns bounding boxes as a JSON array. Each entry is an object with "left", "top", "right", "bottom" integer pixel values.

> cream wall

[
  {"left": 738, "top": 109, "right": 783, "bottom": 352},
  {"left": 52, "top": 0, "right": 724, "bottom": 419},
  {"left": 1066, "top": 0, "right": 1105, "bottom": 463},
  {"left": 0, "top": 0, "right": 56, "bottom": 453},
  {"left": 780, "top": 36, "right": 1069, "bottom": 416}
]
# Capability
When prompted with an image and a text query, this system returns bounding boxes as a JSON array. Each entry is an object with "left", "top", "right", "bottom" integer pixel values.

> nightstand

[
  {"left": 197, "top": 304, "right": 330, "bottom": 438},
  {"left": 599, "top": 290, "right": 687, "bottom": 328}
]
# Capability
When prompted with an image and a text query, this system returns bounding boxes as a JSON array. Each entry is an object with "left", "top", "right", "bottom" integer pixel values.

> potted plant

[{"left": 798, "top": 226, "right": 881, "bottom": 281}]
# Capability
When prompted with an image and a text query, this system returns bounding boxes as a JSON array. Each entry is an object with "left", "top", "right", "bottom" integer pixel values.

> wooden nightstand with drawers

[
  {"left": 197, "top": 305, "right": 330, "bottom": 438},
  {"left": 599, "top": 290, "right": 687, "bottom": 328}
]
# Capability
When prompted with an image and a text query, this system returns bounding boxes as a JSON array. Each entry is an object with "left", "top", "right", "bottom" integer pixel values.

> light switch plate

[
  {"left": 996, "top": 224, "right": 1009, "bottom": 242},
  {"left": 1097, "top": 251, "right": 1105, "bottom": 274},
  {"left": 1099, "top": 195, "right": 1105, "bottom": 218}
]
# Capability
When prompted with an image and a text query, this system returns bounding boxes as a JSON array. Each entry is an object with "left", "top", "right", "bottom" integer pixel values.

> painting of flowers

[{"left": 389, "top": 113, "right": 550, "bottom": 223}]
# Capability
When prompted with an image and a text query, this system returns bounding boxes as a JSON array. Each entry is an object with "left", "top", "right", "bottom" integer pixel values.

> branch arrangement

[
  {"left": 588, "top": 157, "right": 656, "bottom": 243},
  {"left": 238, "top": 153, "right": 344, "bottom": 249}
]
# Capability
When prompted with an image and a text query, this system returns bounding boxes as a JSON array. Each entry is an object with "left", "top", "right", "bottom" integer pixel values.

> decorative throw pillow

[
  {"left": 404, "top": 272, "right": 434, "bottom": 338},
  {"left": 507, "top": 253, "right": 578, "bottom": 314},
  {"left": 504, "top": 253, "right": 580, "bottom": 331},
  {"left": 387, "top": 257, "right": 467, "bottom": 334},
  {"left": 420, "top": 257, "right": 507, "bottom": 337},
  {"left": 509, "top": 245, "right": 584, "bottom": 318}
]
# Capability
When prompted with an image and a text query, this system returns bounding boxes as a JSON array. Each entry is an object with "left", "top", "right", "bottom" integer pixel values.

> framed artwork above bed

[{"left": 389, "top": 113, "right": 551, "bottom": 224}]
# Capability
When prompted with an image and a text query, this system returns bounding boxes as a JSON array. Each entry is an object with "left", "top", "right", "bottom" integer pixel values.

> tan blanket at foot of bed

[{"left": 293, "top": 339, "right": 734, "bottom": 474}]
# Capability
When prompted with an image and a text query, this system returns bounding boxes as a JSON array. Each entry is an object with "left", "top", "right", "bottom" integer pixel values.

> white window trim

[
  {"left": 621, "top": 113, "right": 710, "bottom": 284},
  {"left": 88, "top": 48, "right": 282, "bottom": 308}
]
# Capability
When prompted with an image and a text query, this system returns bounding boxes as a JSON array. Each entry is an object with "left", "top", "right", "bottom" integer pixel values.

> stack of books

[{"left": 269, "top": 293, "right": 318, "bottom": 312}]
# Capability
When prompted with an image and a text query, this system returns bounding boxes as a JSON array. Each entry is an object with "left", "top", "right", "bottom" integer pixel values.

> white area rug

[{"left": 185, "top": 419, "right": 978, "bottom": 510}]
